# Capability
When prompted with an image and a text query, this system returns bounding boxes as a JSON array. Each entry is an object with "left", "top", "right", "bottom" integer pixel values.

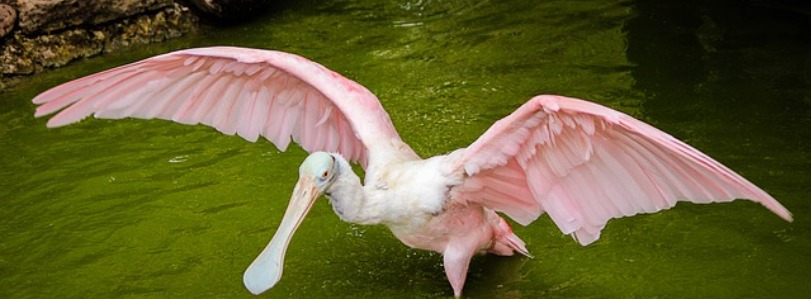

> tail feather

[
  {"left": 488, "top": 210, "right": 532, "bottom": 257},
  {"left": 503, "top": 232, "right": 532, "bottom": 257}
]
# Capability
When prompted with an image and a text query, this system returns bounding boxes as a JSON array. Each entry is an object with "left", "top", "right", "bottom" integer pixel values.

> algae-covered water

[{"left": 2, "top": 0, "right": 810, "bottom": 297}]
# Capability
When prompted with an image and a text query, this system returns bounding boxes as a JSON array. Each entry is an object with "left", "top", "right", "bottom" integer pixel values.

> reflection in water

[{"left": 1, "top": 0, "right": 809, "bottom": 298}]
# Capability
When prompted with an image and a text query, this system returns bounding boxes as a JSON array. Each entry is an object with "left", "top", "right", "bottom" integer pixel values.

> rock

[
  {"left": 1, "top": 32, "right": 35, "bottom": 75},
  {"left": 183, "top": 0, "right": 271, "bottom": 20},
  {"left": 0, "top": 4, "right": 16, "bottom": 38},
  {"left": 104, "top": 3, "right": 197, "bottom": 53},
  {"left": 1, "top": 3, "right": 198, "bottom": 77},
  {"left": 13, "top": 0, "right": 175, "bottom": 34}
]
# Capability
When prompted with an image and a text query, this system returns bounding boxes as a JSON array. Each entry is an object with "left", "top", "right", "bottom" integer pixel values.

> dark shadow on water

[{"left": 625, "top": 0, "right": 811, "bottom": 129}]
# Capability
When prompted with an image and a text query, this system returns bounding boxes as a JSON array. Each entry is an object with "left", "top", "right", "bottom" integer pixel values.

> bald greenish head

[{"left": 299, "top": 151, "right": 338, "bottom": 192}]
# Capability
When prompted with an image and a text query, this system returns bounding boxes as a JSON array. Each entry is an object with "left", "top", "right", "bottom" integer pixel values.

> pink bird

[{"left": 33, "top": 47, "right": 792, "bottom": 297}]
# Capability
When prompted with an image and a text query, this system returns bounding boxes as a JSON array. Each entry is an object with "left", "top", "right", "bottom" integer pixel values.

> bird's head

[
  {"left": 298, "top": 151, "right": 340, "bottom": 194},
  {"left": 243, "top": 151, "right": 340, "bottom": 295}
]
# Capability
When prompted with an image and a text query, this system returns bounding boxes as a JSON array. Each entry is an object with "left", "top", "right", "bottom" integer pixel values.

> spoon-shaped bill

[{"left": 243, "top": 176, "right": 320, "bottom": 295}]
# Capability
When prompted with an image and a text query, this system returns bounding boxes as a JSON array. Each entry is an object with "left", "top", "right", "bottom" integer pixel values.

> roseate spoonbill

[{"left": 33, "top": 47, "right": 792, "bottom": 297}]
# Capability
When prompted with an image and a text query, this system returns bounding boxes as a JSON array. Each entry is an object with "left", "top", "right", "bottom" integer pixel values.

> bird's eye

[{"left": 322, "top": 171, "right": 329, "bottom": 178}]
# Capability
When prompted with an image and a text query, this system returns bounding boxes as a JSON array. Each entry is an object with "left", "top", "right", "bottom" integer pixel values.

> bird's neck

[{"left": 324, "top": 159, "right": 382, "bottom": 225}]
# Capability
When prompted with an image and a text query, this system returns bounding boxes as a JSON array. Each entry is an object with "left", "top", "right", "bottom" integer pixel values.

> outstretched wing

[
  {"left": 451, "top": 95, "right": 792, "bottom": 245},
  {"left": 33, "top": 46, "right": 413, "bottom": 167}
]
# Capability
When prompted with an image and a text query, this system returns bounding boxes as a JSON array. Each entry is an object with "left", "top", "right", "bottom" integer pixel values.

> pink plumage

[
  {"left": 33, "top": 46, "right": 410, "bottom": 167},
  {"left": 32, "top": 47, "right": 792, "bottom": 298}
]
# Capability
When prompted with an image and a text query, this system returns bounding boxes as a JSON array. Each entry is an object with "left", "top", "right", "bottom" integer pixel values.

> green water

[{"left": 2, "top": 0, "right": 810, "bottom": 297}]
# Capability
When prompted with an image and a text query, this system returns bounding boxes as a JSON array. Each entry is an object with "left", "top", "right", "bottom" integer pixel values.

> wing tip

[
  {"left": 766, "top": 201, "right": 793, "bottom": 223},
  {"left": 44, "top": 111, "right": 88, "bottom": 128}
]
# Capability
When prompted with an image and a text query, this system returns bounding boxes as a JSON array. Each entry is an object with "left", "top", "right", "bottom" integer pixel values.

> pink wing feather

[
  {"left": 452, "top": 95, "right": 792, "bottom": 245},
  {"left": 33, "top": 47, "right": 412, "bottom": 167}
]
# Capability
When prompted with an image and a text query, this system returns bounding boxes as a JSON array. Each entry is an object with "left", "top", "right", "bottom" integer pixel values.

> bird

[{"left": 32, "top": 46, "right": 792, "bottom": 297}]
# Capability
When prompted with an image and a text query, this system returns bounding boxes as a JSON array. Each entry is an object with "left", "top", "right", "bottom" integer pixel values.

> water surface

[{"left": 2, "top": 0, "right": 809, "bottom": 297}]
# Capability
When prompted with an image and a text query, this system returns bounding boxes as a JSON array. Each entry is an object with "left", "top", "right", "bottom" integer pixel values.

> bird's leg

[{"left": 443, "top": 241, "right": 476, "bottom": 298}]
